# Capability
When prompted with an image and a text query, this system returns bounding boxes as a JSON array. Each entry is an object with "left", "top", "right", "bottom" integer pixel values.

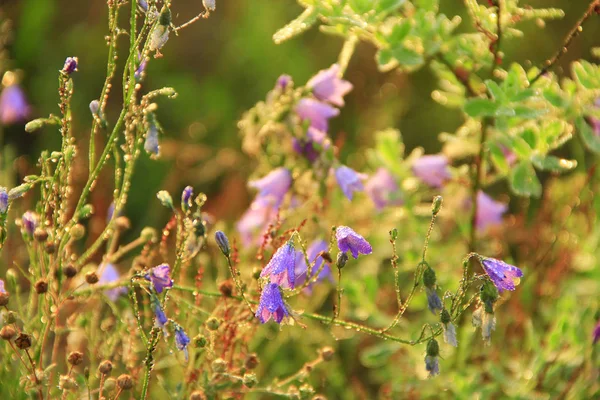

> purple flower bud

[
  {"left": 475, "top": 191, "right": 507, "bottom": 232},
  {"left": 425, "top": 339, "right": 440, "bottom": 377},
  {"left": 0, "top": 279, "right": 6, "bottom": 294},
  {"left": 138, "top": 0, "right": 148, "bottom": 12},
  {"left": 215, "top": 230, "right": 230, "bottom": 257},
  {"left": 412, "top": 155, "right": 451, "bottom": 188},
  {"left": 295, "top": 98, "right": 339, "bottom": 131},
  {"left": 62, "top": 57, "right": 78, "bottom": 75},
  {"left": 21, "top": 211, "right": 39, "bottom": 236},
  {"left": 98, "top": 263, "right": 127, "bottom": 302},
  {"left": 144, "top": 124, "right": 160, "bottom": 156},
  {"left": 425, "top": 286, "right": 443, "bottom": 315},
  {"left": 335, "top": 165, "right": 367, "bottom": 200},
  {"left": 181, "top": 186, "right": 194, "bottom": 211},
  {"left": 260, "top": 241, "right": 296, "bottom": 289},
  {"left": 480, "top": 257, "right": 523, "bottom": 293},
  {"left": 256, "top": 283, "right": 289, "bottom": 324},
  {"left": 175, "top": 325, "right": 191, "bottom": 360},
  {"left": 152, "top": 297, "right": 168, "bottom": 327},
  {"left": 293, "top": 127, "right": 328, "bottom": 162},
  {"left": 276, "top": 74, "right": 292, "bottom": 90},
  {"left": 295, "top": 240, "right": 332, "bottom": 291},
  {"left": 0, "top": 187, "right": 8, "bottom": 214},
  {"left": 365, "top": 168, "right": 403, "bottom": 210},
  {"left": 89, "top": 100, "right": 100, "bottom": 115},
  {"left": 249, "top": 168, "right": 292, "bottom": 207},
  {"left": 145, "top": 263, "right": 173, "bottom": 293},
  {"left": 307, "top": 64, "right": 353, "bottom": 107},
  {"left": 203, "top": 0, "right": 216, "bottom": 11},
  {"left": 336, "top": 226, "right": 372, "bottom": 259},
  {"left": 593, "top": 320, "right": 600, "bottom": 344},
  {"left": 135, "top": 52, "right": 148, "bottom": 81},
  {"left": 0, "top": 85, "right": 30, "bottom": 125}
]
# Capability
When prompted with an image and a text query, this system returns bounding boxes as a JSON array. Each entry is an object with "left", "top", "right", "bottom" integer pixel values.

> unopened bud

[
  {"left": 212, "top": 358, "right": 227, "bottom": 373},
  {"left": 59, "top": 374, "right": 77, "bottom": 390},
  {"left": 62, "top": 57, "right": 78, "bottom": 75},
  {"left": 189, "top": 391, "right": 206, "bottom": 400},
  {"left": 70, "top": 224, "right": 85, "bottom": 240},
  {"left": 33, "top": 228, "right": 48, "bottom": 242},
  {"left": 115, "top": 216, "right": 131, "bottom": 231},
  {"left": 423, "top": 266, "right": 436, "bottom": 288},
  {"left": 194, "top": 334, "right": 207, "bottom": 348},
  {"left": 426, "top": 339, "right": 440, "bottom": 357},
  {"left": 0, "top": 292, "right": 9, "bottom": 306},
  {"left": 181, "top": 186, "right": 194, "bottom": 211},
  {"left": 214, "top": 231, "right": 230, "bottom": 257},
  {"left": 8, "top": 183, "right": 33, "bottom": 200},
  {"left": 140, "top": 227, "right": 157, "bottom": 242},
  {"left": 218, "top": 280, "right": 233, "bottom": 297},
  {"left": 45, "top": 241, "right": 57, "bottom": 254},
  {"left": 244, "top": 353, "right": 259, "bottom": 369},
  {"left": 206, "top": 317, "right": 221, "bottom": 331},
  {"left": 336, "top": 252, "right": 348, "bottom": 269},
  {"left": 104, "top": 377, "right": 116, "bottom": 391},
  {"left": 432, "top": 195, "right": 443, "bottom": 215},
  {"left": 440, "top": 309, "right": 451, "bottom": 325},
  {"left": 63, "top": 264, "right": 77, "bottom": 278},
  {"left": 156, "top": 190, "right": 173, "bottom": 209},
  {"left": 25, "top": 118, "right": 46, "bottom": 133},
  {"left": 5, "top": 311, "right": 16, "bottom": 324},
  {"left": 78, "top": 204, "right": 94, "bottom": 219}
]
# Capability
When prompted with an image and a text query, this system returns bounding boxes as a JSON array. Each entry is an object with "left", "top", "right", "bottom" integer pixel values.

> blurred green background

[{"left": 1, "top": 0, "right": 599, "bottom": 229}]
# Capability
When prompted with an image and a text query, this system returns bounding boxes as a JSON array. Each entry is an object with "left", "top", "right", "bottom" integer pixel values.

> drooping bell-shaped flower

[
  {"left": 256, "top": 283, "right": 290, "bottom": 324},
  {"left": 475, "top": 191, "right": 507, "bottom": 233},
  {"left": 175, "top": 325, "right": 191, "bottom": 360},
  {"left": 424, "top": 339, "right": 440, "bottom": 377},
  {"left": 306, "top": 64, "right": 353, "bottom": 107},
  {"left": 335, "top": 165, "right": 367, "bottom": 200},
  {"left": 365, "top": 168, "right": 403, "bottom": 210},
  {"left": 335, "top": 226, "right": 372, "bottom": 259},
  {"left": 0, "top": 85, "right": 30, "bottom": 125},
  {"left": 295, "top": 98, "right": 339, "bottom": 131},
  {"left": 98, "top": 263, "right": 127, "bottom": 302},
  {"left": 0, "top": 187, "right": 8, "bottom": 214},
  {"left": 260, "top": 241, "right": 296, "bottom": 289},
  {"left": 412, "top": 155, "right": 451, "bottom": 188},
  {"left": 145, "top": 263, "right": 173, "bottom": 293},
  {"left": 480, "top": 257, "right": 523, "bottom": 293},
  {"left": 249, "top": 168, "right": 292, "bottom": 207}
]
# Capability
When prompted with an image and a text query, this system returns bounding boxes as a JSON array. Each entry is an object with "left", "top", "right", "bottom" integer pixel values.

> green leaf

[
  {"left": 464, "top": 98, "right": 497, "bottom": 118},
  {"left": 377, "top": 0, "right": 406, "bottom": 14},
  {"left": 576, "top": 116, "right": 600, "bottom": 154},
  {"left": 572, "top": 61, "right": 600, "bottom": 89},
  {"left": 542, "top": 87, "right": 567, "bottom": 108},
  {"left": 513, "top": 105, "right": 548, "bottom": 119},
  {"left": 510, "top": 161, "right": 542, "bottom": 197},
  {"left": 488, "top": 142, "right": 510, "bottom": 175},
  {"left": 531, "top": 154, "right": 577, "bottom": 173},
  {"left": 388, "top": 20, "right": 412, "bottom": 43},
  {"left": 511, "top": 136, "right": 532, "bottom": 159},
  {"left": 485, "top": 80, "right": 506, "bottom": 102},
  {"left": 391, "top": 47, "right": 424, "bottom": 67},
  {"left": 359, "top": 342, "right": 401, "bottom": 368}
]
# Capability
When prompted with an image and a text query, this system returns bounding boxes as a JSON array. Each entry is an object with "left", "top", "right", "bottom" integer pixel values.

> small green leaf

[
  {"left": 485, "top": 80, "right": 506, "bottom": 102},
  {"left": 511, "top": 136, "right": 532, "bottom": 159},
  {"left": 572, "top": 61, "right": 600, "bottom": 89},
  {"left": 273, "top": 7, "right": 319, "bottom": 44},
  {"left": 391, "top": 47, "right": 424, "bottom": 67},
  {"left": 513, "top": 105, "right": 548, "bottom": 119},
  {"left": 510, "top": 161, "right": 542, "bottom": 197},
  {"left": 464, "top": 98, "right": 497, "bottom": 118},
  {"left": 531, "top": 154, "right": 577, "bottom": 172},
  {"left": 359, "top": 342, "right": 401, "bottom": 368},
  {"left": 576, "top": 116, "right": 600, "bottom": 154}
]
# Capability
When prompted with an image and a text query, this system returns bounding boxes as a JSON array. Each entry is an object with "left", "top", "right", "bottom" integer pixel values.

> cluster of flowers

[{"left": 255, "top": 226, "right": 372, "bottom": 324}]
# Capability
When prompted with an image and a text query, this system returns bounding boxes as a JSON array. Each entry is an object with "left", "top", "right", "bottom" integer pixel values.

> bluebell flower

[
  {"left": 0, "top": 187, "right": 8, "bottom": 214},
  {"left": 0, "top": 84, "right": 30, "bottom": 125},
  {"left": 256, "top": 283, "right": 289, "bottom": 324},
  {"left": 425, "top": 287, "right": 443, "bottom": 315},
  {"left": 365, "top": 168, "right": 403, "bottom": 210},
  {"left": 335, "top": 226, "right": 372, "bottom": 259},
  {"left": 0, "top": 279, "right": 6, "bottom": 293},
  {"left": 98, "top": 263, "right": 127, "bottom": 302},
  {"left": 249, "top": 168, "right": 292, "bottom": 207},
  {"left": 175, "top": 325, "right": 191, "bottom": 360},
  {"left": 152, "top": 297, "right": 168, "bottom": 327},
  {"left": 145, "top": 263, "right": 173, "bottom": 293},
  {"left": 295, "top": 240, "right": 332, "bottom": 291},
  {"left": 236, "top": 196, "right": 277, "bottom": 247},
  {"left": 295, "top": 98, "right": 339, "bottom": 131},
  {"left": 472, "top": 307, "right": 496, "bottom": 345},
  {"left": 260, "top": 241, "right": 296, "bottom": 289},
  {"left": 138, "top": 0, "right": 148, "bottom": 11},
  {"left": 215, "top": 230, "right": 230, "bottom": 257},
  {"left": 306, "top": 64, "right": 353, "bottom": 107},
  {"left": 480, "top": 257, "right": 523, "bottom": 292},
  {"left": 21, "top": 211, "right": 39, "bottom": 236},
  {"left": 144, "top": 123, "right": 160, "bottom": 156},
  {"left": 135, "top": 52, "right": 148, "bottom": 81},
  {"left": 475, "top": 191, "right": 507, "bottom": 233},
  {"left": 292, "top": 127, "right": 328, "bottom": 162},
  {"left": 412, "top": 155, "right": 451, "bottom": 188},
  {"left": 62, "top": 57, "right": 78, "bottom": 75},
  {"left": 335, "top": 165, "right": 367, "bottom": 200}
]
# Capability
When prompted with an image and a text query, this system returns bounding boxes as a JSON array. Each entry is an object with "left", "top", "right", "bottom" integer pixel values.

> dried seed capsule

[
  {"left": 63, "top": 264, "right": 77, "bottom": 278},
  {"left": 34, "top": 279, "right": 48, "bottom": 294},
  {"left": 85, "top": 271, "right": 99, "bottom": 284},
  {"left": 116, "top": 374, "right": 134, "bottom": 390},
  {"left": 218, "top": 280, "right": 233, "bottom": 297},
  {"left": 243, "top": 373, "right": 257, "bottom": 388},
  {"left": 189, "top": 391, "right": 206, "bottom": 400},
  {"left": 205, "top": 317, "right": 220, "bottom": 331},
  {"left": 244, "top": 353, "right": 259, "bottom": 370},
  {"left": 0, "top": 325, "right": 16, "bottom": 340},
  {"left": 211, "top": 358, "right": 227, "bottom": 373},
  {"left": 98, "top": 360, "right": 113, "bottom": 375},
  {"left": 320, "top": 346, "right": 334, "bottom": 361},
  {"left": 68, "top": 351, "right": 84, "bottom": 366},
  {"left": 15, "top": 333, "right": 32, "bottom": 349},
  {"left": 0, "top": 292, "right": 9, "bottom": 306},
  {"left": 33, "top": 227, "right": 48, "bottom": 242}
]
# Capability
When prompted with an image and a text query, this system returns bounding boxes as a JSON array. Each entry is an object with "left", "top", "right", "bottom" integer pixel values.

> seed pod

[
  {"left": 63, "top": 264, "right": 77, "bottom": 278},
  {"left": 320, "top": 346, "right": 334, "bottom": 361},
  {"left": 34, "top": 279, "right": 48, "bottom": 294},
  {"left": 189, "top": 391, "right": 206, "bottom": 400},
  {"left": 15, "top": 333, "right": 32, "bottom": 349},
  {"left": 116, "top": 374, "right": 134, "bottom": 390},
  {"left": 68, "top": 351, "right": 84, "bottom": 366},
  {"left": 98, "top": 360, "right": 113, "bottom": 375},
  {"left": 218, "top": 280, "right": 233, "bottom": 297},
  {"left": 33, "top": 228, "right": 48, "bottom": 242},
  {"left": 0, "top": 326, "right": 16, "bottom": 340},
  {"left": 0, "top": 292, "right": 9, "bottom": 306},
  {"left": 211, "top": 358, "right": 227, "bottom": 373},
  {"left": 85, "top": 271, "right": 99, "bottom": 284},
  {"left": 244, "top": 353, "right": 259, "bottom": 370}
]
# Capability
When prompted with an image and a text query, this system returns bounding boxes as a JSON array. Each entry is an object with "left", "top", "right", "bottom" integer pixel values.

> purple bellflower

[
  {"left": 295, "top": 240, "right": 333, "bottom": 290},
  {"left": 21, "top": 211, "right": 38, "bottom": 236},
  {"left": 144, "top": 123, "right": 160, "bottom": 156},
  {"left": 0, "top": 85, "right": 30, "bottom": 125},
  {"left": 152, "top": 296, "right": 168, "bottom": 329},
  {"left": 260, "top": 241, "right": 296, "bottom": 289},
  {"left": 256, "top": 283, "right": 290, "bottom": 324},
  {"left": 412, "top": 155, "right": 451, "bottom": 188},
  {"left": 135, "top": 52, "right": 148, "bottom": 81},
  {"left": 98, "top": 263, "right": 127, "bottom": 302},
  {"left": 62, "top": 57, "right": 78, "bottom": 75},
  {"left": 276, "top": 74, "right": 292, "bottom": 90},
  {"left": 475, "top": 191, "right": 507, "bottom": 232},
  {"left": 293, "top": 127, "right": 328, "bottom": 162},
  {"left": 175, "top": 325, "right": 191, "bottom": 360},
  {"left": 0, "top": 279, "right": 5, "bottom": 293},
  {"left": 146, "top": 263, "right": 173, "bottom": 293},
  {"left": 306, "top": 64, "right": 353, "bottom": 107},
  {"left": 249, "top": 168, "right": 292, "bottom": 207},
  {"left": 336, "top": 226, "right": 372, "bottom": 259},
  {"left": 236, "top": 196, "right": 277, "bottom": 246},
  {"left": 295, "top": 98, "right": 339, "bottom": 131},
  {"left": 480, "top": 257, "right": 523, "bottom": 293},
  {"left": 593, "top": 320, "right": 600, "bottom": 344},
  {"left": 335, "top": 165, "right": 367, "bottom": 200},
  {"left": 365, "top": 168, "right": 403, "bottom": 210}
]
